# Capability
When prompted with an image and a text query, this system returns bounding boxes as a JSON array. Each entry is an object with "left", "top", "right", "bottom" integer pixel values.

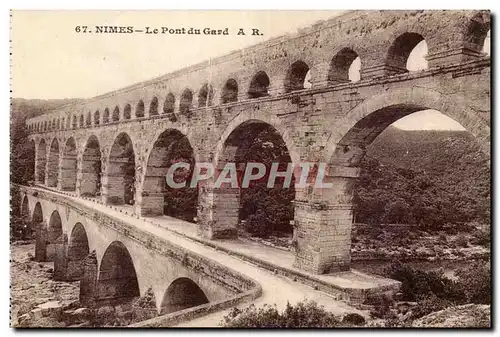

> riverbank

[
  {"left": 243, "top": 223, "right": 490, "bottom": 278},
  {"left": 10, "top": 241, "right": 79, "bottom": 327},
  {"left": 10, "top": 242, "right": 158, "bottom": 327}
]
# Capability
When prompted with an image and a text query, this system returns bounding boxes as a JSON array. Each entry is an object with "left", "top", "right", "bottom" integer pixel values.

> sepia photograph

[{"left": 9, "top": 9, "right": 491, "bottom": 328}]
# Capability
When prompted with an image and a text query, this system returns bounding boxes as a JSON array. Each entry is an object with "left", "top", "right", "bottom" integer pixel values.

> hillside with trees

[
  {"left": 10, "top": 98, "right": 83, "bottom": 184},
  {"left": 355, "top": 126, "right": 490, "bottom": 231}
]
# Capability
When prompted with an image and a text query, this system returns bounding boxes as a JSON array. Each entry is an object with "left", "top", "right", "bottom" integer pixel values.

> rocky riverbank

[{"left": 10, "top": 241, "right": 158, "bottom": 327}]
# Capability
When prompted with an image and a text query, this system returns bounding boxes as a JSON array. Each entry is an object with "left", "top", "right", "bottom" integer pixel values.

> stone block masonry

[{"left": 26, "top": 10, "right": 490, "bottom": 274}]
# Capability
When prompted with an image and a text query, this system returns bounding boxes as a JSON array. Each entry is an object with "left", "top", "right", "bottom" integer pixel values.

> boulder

[
  {"left": 17, "top": 313, "right": 31, "bottom": 325},
  {"left": 38, "top": 301, "right": 63, "bottom": 316},
  {"left": 412, "top": 304, "right": 490, "bottom": 328},
  {"left": 73, "top": 308, "right": 91, "bottom": 316},
  {"left": 31, "top": 308, "right": 43, "bottom": 320}
]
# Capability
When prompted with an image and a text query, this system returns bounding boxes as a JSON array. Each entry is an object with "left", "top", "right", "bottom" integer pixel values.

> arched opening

[
  {"left": 57, "top": 119, "right": 60, "bottom": 130},
  {"left": 149, "top": 97, "right": 159, "bottom": 116},
  {"left": 66, "top": 117, "right": 71, "bottom": 129},
  {"left": 465, "top": 12, "right": 490, "bottom": 55},
  {"left": 142, "top": 129, "right": 197, "bottom": 219},
  {"left": 124, "top": 104, "right": 132, "bottom": 120},
  {"left": 103, "top": 108, "right": 110, "bottom": 124},
  {"left": 163, "top": 93, "right": 175, "bottom": 114},
  {"left": 79, "top": 115, "right": 84, "bottom": 127},
  {"left": 303, "top": 70, "right": 312, "bottom": 89},
  {"left": 214, "top": 120, "right": 295, "bottom": 239},
  {"left": 329, "top": 48, "right": 361, "bottom": 84},
  {"left": 316, "top": 104, "right": 490, "bottom": 274},
  {"left": 81, "top": 135, "right": 102, "bottom": 197},
  {"left": 179, "top": 89, "right": 193, "bottom": 117},
  {"left": 36, "top": 139, "right": 47, "bottom": 183},
  {"left": 72, "top": 116, "right": 77, "bottom": 129},
  {"left": 285, "top": 60, "right": 310, "bottom": 92},
  {"left": 248, "top": 71, "right": 270, "bottom": 98},
  {"left": 221, "top": 78, "right": 238, "bottom": 104},
  {"left": 482, "top": 30, "right": 491, "bottom": 56},
  {"left": 66, "top": 223, "right": 89, "bottom": 280},
  {"left": 198, "top": 83, "right": 214, "bottom": 107},
  {"left": 94, "top": 110, "right": 100, "bottom": 125},
  {"left": 47, "top": 138, "right": 59, "bottom": 187},
  {"left": 46, "top": 210, "right": 63, "bottom": 261},
  {"left": 86, "top": 111, "right": 91, "bottom": 126},
  {"left": 136, "top": 100, "right": 145, "bottom": 118},
  {"left": 107, "top": 133, "right": 135, "bottom": 205},
  {"left": 406, "top": 40, "right": 428, "bottom": 71},
  {"left": 61, "top": 118, "right": 65, "bottom": 130},
  {"left": 21, "top": 196, "right": 29, "bottom": 219},
  {"left": 97, "top": 241, "right": 140, "bottom": 305},
  {"left": 61, "top": 137, "right": 77, "bottom": 191},
  {"left": 386, "top": 33, "right": 427, "bottom": 73},
  {"left": 19, "top": 196, "right": 34, "bottom": 240},
  {"left": 163, "top": 93, "right": 177, "bottom": 122},
  {"left": 112, "top": 106, "right": 120, "bottom": 122},
  {"left": 21, "top": 139, "right": 36, "bottom": 183},
  {"left": 160, "top": 278, "right": 209, "bottom": 314},
  {"left": 33, "top": 202, "right": 46, "bottom": 261}
]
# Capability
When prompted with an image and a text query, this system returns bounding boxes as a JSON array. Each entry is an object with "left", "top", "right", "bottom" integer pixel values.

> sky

[{"left": 11, "top": 10, "right": 490, "bottom": 131}]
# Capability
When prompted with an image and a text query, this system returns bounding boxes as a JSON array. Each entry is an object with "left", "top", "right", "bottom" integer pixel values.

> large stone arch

[
  {"left": 160, "top": 277, "right": 209, "bottom": 314},
  {"left": 97, "top": 241, "right": 140, "bottom": 305},
  {"left": 81, "top": 135, "right": 102, "bottom": 197},
  {"left": 33, "top": 202, "right": 46, "bottom": 261},
  {"left": 214, "top": 111, "right": 299, "bottom": 168},
  {"left": 66, "top": 222, "right": 90, "bottom": 280},
  {"left": 105, "top": 132, "right": 136, "bottom": 205},
  {"left": 200, "top": 112, "right": 297, "bottom": 239},
  {"left": 46, "top": 210, "right": 63, "bottom": 261},
  {"left": 21, "top": 196, "right": 29, "bottom": 219},
  {"left": 47, "top": 138, "right": 60, "bottom": 187},
  {"left": 25, "top": 140, "right": 36, "bottom": 182},
  {"left": 36, "top": 139, "right": 47, "bottom": 184},
  {"left": 140, "top": 128, "right": 197, "bottom": 219},
  {"left": 61, "top": 137, "right": 77, "bottom": 191},
  {"left": 292, "top": 86, "right": 490, "bottom": 275},
  {"left": 19, "top": 196, "right": 34, "bottom": 240},
  {"left": 324, "top": 87, "right": 490, "bottom": 162}
]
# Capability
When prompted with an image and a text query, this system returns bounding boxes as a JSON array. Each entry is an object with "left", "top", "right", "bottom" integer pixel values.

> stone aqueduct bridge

[
  {"left": 24, "top": 10, "right": 490, "bottom": 275},
  {"left": 18, "top": 185, "right": 260, "bottom": 316}
]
